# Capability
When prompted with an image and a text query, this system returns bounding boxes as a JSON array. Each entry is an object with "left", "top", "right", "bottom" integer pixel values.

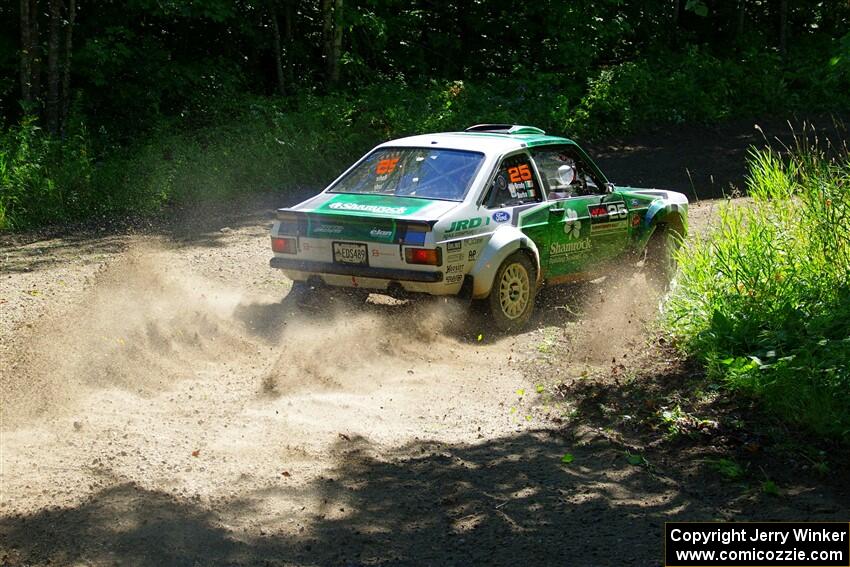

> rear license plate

[{"left": 333, "top": 242, "right": 368, "bottom": 266}]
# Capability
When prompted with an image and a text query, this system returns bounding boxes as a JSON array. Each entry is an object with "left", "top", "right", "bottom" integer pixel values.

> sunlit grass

[{"left": 664, "top": 141, "right": 850, "bottom": 439}]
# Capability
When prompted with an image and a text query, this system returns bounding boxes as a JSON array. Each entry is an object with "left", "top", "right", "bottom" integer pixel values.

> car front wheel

[
  {"left": 486, "top": 252, "right": 537, "bottom": 331},
  {"left": 643, "top": 225, "right": 680, "bottom": 290}
]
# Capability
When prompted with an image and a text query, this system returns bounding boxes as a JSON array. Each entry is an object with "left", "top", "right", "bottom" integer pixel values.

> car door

[
  {"left": 530, "top": 146, "right": 630, "bottom": 278},
  {"left": 481, "top": 151, "right": 549, "bottom": 255}
]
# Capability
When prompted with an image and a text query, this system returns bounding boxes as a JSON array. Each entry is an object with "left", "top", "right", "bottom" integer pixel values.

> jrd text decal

[{"left": 445, "top": 216, "right": 491, "bottom": 234}]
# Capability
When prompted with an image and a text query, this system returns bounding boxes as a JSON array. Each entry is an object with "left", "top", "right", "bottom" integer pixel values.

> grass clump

[
  {"left": 664, "top": 142, "right": 850, "bottom": 440},
  {"left": 0, "top": 116, "right": 94, "bottom": 229}
]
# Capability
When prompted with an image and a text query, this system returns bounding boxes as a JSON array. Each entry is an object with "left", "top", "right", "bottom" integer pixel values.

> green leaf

[
  {"left": 626, "top": 452, "right": 645, "bottom": 466},
  {"left": 536, "top": 384, "right": 545, "bottom": 394},
  {"left": 685, "top": 0, "right": 708, "bottom": 17},
  {"left": 762, "top": 480, "right": 779, "bottom": 496},
  {"left": 516, "top": 388, "right": 525, "bottom": 397},
  {"left": 710, "top": 458, "right": 744, "bottom": 480},
  {"left": 561, "top": 453, "right": 574, "bottom": 464}
]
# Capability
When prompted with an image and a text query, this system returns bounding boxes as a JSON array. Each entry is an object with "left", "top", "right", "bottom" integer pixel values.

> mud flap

[{"left": 457, "top": 275, "right": 475, "bottom": 300}]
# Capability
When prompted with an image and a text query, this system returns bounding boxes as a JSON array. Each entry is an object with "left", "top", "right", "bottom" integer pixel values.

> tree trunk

[
  {"left": 329, "top": 0, "right": 343, "bottom": 87},
  {"left": 45, "top": 0, "right": 62, "bottom": 134},
  {"left": 455, "top": 0, "right": 471, "bottom": 78},
  {"left": 321, "top": 0, "right": 333, "bottom": 87},
  {"left": 20, "top": 0, "right": 42, "bottom": 109},
  {"left": 20, "top": 0, "right": 32, "bottom": 104},
  {"left": 61, "top": 0, "right": 76, "bottom": 130},
  {"left": 670, "top": 0, "right": 681, "bottom": 46},
  {"left": 29, "top": 0, "right": 42, "bottom": 107},
  {"left": 735, "top": 0, "right": 746, "bottom": 45},
  {"left": 283, "top": 0, "right": 294, "bottom": 85},
  {"left": 778, "top": 0, "right": 788, "bottom": 56},
  {"left": 321, "top": 0, "right": 343, "bottom": 89},
  {"left": 270, "top": 2, "right": 286, "bottom": 96}
]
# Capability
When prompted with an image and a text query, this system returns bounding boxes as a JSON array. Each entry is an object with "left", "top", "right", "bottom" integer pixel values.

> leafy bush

[
  {"left": 664, "top": 144, "right": 850, "bottom": 439},
  {"left": 0, "top": 116, "right": 93, "bottom": 229},
  {"left": 3, "top": 41, "right": 850, "bottom": 230},
  {"left": 565, "top": 48, "right": 797, "bottom": 137},
  {"left": 0, "top": 80, "right": 574, "bottom": 229}
]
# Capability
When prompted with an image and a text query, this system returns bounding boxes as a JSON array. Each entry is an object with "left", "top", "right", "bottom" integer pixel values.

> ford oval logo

[{"left": 492, "top": 211, "right": 511, "bottom": 223}]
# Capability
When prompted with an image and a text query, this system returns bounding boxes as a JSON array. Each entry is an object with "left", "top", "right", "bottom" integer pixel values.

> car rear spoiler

[{"left": 465, "top": 124, "right": 546, "bottom": 135}]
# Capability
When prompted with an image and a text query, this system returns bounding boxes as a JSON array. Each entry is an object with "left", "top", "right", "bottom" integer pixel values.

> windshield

[{"left": 328, "top": 147, "right": 485, "bottom": 202}]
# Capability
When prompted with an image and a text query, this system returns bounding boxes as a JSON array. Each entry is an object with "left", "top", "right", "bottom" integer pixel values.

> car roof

[{"left": 377, "top": 131, "right": 577, "bottom": 155}]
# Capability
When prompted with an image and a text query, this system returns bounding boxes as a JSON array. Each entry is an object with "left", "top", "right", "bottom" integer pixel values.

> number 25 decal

[
  {"left": 508, "top": 164, "right": 532, "bottom": 183},
  {"left": 606, "top": 203, "right": 628, "bottom": 219},
  {"left": 376, "top": 157, "right": 400, "bottom": 175}
]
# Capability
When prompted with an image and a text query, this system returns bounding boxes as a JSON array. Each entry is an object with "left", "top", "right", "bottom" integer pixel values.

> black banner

[{"left": 665, "top": 522, "right": 850, "bottom": 566}]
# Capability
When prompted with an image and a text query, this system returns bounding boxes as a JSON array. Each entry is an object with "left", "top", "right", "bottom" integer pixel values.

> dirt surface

[{"left": 2, "top": 123, "right": 848, "bottom": 566}]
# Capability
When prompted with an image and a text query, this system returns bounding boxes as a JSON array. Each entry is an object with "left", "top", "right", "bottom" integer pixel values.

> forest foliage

[{"left": 1, "top": 0, "right": 850, "bottom": 228}]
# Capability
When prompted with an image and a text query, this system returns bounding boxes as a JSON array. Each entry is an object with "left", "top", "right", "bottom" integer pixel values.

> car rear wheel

[
  {"left": 286, "top": 281, "right": 368, "bottom": 311},
  {"left": 487, "top": 252, "right": 537, "bottom": 331}
]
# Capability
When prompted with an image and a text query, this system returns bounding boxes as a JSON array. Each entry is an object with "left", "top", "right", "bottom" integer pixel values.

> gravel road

[{"left": 1, "top": 194, "right": 845, "bottom": 566}]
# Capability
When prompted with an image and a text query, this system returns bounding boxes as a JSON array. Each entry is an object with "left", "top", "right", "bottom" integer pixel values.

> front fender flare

[
  {"left": 638, "top": 194, "right": 688, "bottom": 250},
  {"left": 644, "top": 192, "right": 689, "bottom": 236},
  {"left": 468, "top": 226, "right": 541, "bottom": 299}
]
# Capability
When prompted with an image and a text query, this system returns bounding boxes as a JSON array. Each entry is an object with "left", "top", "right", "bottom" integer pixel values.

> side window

[
  {"left": 531, "top": 147, "right": 604, "bottom": 200},
  {"left": 484, "top": 154, "right": 542, "bottom": 208}
]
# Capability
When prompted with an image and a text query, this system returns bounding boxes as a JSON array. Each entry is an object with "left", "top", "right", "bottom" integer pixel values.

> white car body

[{"left": 270, "top": 126, "right": 688, "bottom": 302}]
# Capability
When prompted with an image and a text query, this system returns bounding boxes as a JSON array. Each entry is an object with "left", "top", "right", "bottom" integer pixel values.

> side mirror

[{"left": 605, "top": 182, "right": 616, "bottom": 194}]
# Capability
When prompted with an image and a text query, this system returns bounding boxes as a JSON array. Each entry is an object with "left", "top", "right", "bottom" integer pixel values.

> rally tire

[
  {"left": 285, "top": 282, "right": 367, "bottom": 311},
  {"left": 644, "top": 225, "right": 679, "bottom": 290},
  {"left": 285, "top": 281, "right": 311, "bottom": 304},
  {"left": 486, "top": 252, "right": 537, "bottom": 332}
]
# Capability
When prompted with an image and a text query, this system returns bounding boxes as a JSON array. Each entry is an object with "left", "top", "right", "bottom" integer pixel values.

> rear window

[{"left": 328, "top": 147, "right": 484, "bottom": 202}]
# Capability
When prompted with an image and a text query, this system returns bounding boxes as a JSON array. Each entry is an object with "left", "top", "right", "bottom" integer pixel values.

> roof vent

[{"left": 464, "top": 124, "right": 545, "bottom": 135}]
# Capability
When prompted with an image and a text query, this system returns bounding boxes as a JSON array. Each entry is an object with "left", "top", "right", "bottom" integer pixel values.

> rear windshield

[{"left": 328, "top": 147, "right": 484, "bottom": 202}]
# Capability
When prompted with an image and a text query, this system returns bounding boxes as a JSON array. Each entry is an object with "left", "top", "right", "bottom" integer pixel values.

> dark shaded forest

[{"left": 1, "top": 0, "right": 849, "bottom": 228}]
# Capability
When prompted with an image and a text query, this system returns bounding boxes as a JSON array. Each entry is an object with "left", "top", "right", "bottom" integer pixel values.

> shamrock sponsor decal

[{"left": 564, "top": 209, "right": 581, "bottom": 239}]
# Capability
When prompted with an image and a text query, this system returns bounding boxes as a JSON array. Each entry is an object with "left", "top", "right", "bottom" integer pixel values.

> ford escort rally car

[{"left": 270, "top": 124, "right": 688, "bottom": 330}]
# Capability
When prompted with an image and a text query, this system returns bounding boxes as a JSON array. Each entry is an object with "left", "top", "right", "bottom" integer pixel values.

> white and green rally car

[{"left": 270, "top": 124, "right": 688, "bottom": 330}]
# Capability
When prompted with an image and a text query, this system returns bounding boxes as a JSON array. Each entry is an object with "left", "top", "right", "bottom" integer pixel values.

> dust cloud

[
  {"left": 1, "top": 243, "right": 475, "bottom": 428},
  {"left": 258, "top": 293, "right": 470, "bottom": 396},
  {"left": 2, "top": 240, "right": 528, "bottom": 519},
  {"left": 560, "top": 261, "right": 667, "bottom": 367},
  {"left": 1, "top": 245, "right": 257, "bottom": 426}
]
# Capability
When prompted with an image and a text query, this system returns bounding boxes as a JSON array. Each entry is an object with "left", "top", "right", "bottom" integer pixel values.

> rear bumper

[{"left": 269, "top": 257, "right": 444, "bottom": 283}]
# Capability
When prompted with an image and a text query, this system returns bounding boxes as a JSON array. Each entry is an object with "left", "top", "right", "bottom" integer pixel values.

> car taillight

[
  {"left": 271, "top": 237, "right": 297, "bottom": 254},
  {"left": 405, "top": 247, "right": 440, "bottom": 266}
]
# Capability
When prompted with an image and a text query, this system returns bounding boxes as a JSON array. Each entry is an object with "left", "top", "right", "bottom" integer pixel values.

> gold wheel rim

[{"left": 499, "top": 263, "right": 530, "bottom": 319}]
